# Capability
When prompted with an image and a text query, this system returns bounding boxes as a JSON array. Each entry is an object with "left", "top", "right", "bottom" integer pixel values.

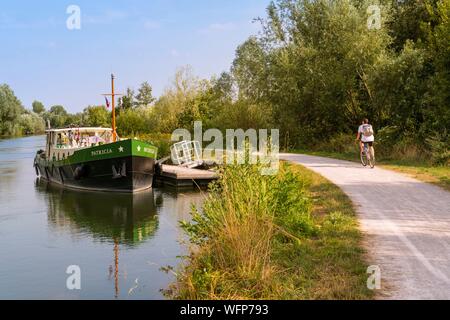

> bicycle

[{"left": 360, "top": 142, "right": 375, "bottom": 168}]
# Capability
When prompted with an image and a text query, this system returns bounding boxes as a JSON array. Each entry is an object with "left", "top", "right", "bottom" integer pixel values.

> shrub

[
  {"left": 175, "top": 163, "right": 314, "bottom": 299},
  {"left": 136, "top": 133, "right": 173, "bottom": 158},
  {"left": 19, "top": 112, "right": 45, "bottom": 135},
  {"left": 427, "top": 131, "right": 450, "bottom": 166},
  {"left": 315, "top": 133, "right": 356, "bottom": 154}
]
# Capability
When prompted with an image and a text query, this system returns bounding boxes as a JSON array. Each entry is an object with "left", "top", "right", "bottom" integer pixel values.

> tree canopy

[
  {"left": 1, "top": 0, "right": 448, "bottom": 164},
  {"left": 32, "top": 101, "right": 45, "bottom": 114}
]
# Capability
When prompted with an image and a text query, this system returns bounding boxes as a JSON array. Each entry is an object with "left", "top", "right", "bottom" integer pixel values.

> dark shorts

[{"left": 362, "top": 141, "right": 374, "bottom": 147}]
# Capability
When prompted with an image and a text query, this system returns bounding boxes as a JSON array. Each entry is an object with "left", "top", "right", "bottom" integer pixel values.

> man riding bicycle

[{"left": 356, "top": 118, "right": 375, "bottom": 159}]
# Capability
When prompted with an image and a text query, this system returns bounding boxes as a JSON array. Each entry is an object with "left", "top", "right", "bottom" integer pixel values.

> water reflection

[
  {"left": 35, "top": 179, "right": 159, "bottom": 247},
  {"left": 35, "top": 179, "right": 160, "bottom": 298},
  {"left": 0, "top": 136, "right": 207, "bottom": 299}
]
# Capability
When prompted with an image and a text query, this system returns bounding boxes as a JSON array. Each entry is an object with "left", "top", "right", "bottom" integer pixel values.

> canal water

[{"left": 0, "top": 135, "right": 204, "bottom": 299}]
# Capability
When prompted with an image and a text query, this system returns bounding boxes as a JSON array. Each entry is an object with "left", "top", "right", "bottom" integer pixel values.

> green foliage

[
  {"left": 116, "top": 107, "right": 155, "bottom": 136},
  {"left": 426, "top": 131, "right": 450, "bottom": 165},
  {"left": 422, "top": 0, "right": 450, "bottom": 139},
  {"left": 46, "top": 105, "right": 68, "bottom": 128},
  {"left": 178, "top": 164, "right": 314, "bottom": 298},
  {"left": 66, "top": 112, "right": 84, "bottom": 126},
  {"left": 118, "top": 88, "right": 135, "bottom": 110},
  {"left": 82, "top": 105, "right": 111, "bottom": 127},
  {"left": 32, "top": 100, "right": 45, "bottom": 114},
  {"left": 135, "top": 133, "right": 173, "bottom": 158},
  {"left": 225, "top": 0, "right": 448, "bottom": 164},
  {"left": 388, "top": 0, "right": 434, "bottom": 52},
  {"left": 0, "top": 84, "right": 24, "bottom": 136},
  {"left": 183, "top": 164, "right": 314, "bottom": 244},
  {"left": 230, "top": 0, "right": 394, "bottom": 146},
  {"left": 18, "top": 112, "right": 45, "bottom": 135},
  {"left": 173, "top": 163, "right": 371, "bottom": 299},
  {"left": 151, "top": 66, "right": 203, "bottom": 133},
  {"left": 1, "top": 0, "right": 448, "bottom": 164},
  {"left": 135, "top": 81, "right": 156, "bottom": 108}
]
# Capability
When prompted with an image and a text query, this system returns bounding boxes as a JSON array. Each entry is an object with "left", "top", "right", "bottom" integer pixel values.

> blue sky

[{"left": 0, "top": 0, "right": 268, "bottom": 113}]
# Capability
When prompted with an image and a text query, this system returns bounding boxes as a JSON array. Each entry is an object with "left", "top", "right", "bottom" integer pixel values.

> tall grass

[
  {"left": 170, "top": 163, "right": 371, "bottom": 300},
  {"left": 172, "top": 164, "right": 313, "bottom": 299}
]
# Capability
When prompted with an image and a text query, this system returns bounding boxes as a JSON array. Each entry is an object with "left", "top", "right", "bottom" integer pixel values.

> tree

[
  {"left": 19, "top": 111, "right": 45, "bottom": 135},
  {"left": 118, "top": 88, "right": 135, "bottom": 111},
  {"left": 232, "top": 37, "right": 269, "bottom": 102},
  {"left": 152, "top": 66, "right": 202, "bottom": 132},
  {"left": 82, "top": 105, "right": 111, "bottom": 127},
  {"left": 0, "top": 84, "right": 24, "bottom": 136},
  {"left": 135, "top": 82, "right": 156, "bottom": 108},
  {"left": 230, "top": 0, "right": 392, "bottom": 146},
  {"left": 420, "top": 0, "right": 450, "bottom": 162},
  {"left": 32, "top": 100, "right": 45, "bottom": 114},
  {"left": 66, "top": 112, "right": 84, "bottom": 127},
  {"left": 47, "top": 105, "right": 69, "bottom": 128},
  {"left": 388, "top": 0, "right": 437, "bottom": 52},
  {"left": 116, "top": 108, "right": 149, "bottom": 135}
]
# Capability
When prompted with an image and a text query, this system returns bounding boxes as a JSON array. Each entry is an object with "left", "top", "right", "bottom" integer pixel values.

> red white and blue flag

[{"left": 105, "top": 97, "right": 110, "bottom": 108}]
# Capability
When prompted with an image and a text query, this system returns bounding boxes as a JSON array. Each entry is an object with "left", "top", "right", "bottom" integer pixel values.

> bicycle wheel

[
  {"left": 368, "top": 150, "right": 376, "bottom": 168},
  {"left": 360, "top": 152, "right": 367, "bottom": 167},
  {"left": 367, "top": 147, "right": 375, "bottom": 169}
]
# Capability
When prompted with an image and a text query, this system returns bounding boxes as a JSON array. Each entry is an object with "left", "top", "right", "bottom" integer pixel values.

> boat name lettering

[{"left": 91, "top": 148, "right": 113, "bottom": 156}]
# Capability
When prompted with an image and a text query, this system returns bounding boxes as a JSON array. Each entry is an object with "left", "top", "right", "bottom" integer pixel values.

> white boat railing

[{"left": 170, "top": 141, "right": 203, "bottom": 168}]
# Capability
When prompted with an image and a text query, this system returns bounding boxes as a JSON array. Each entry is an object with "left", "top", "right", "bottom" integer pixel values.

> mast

[
  {"left": 102, "top": 74, "right": 122, "bottom": 142},
  {"left": 111, "top": 74, "right": 117, "bottom": 142}
]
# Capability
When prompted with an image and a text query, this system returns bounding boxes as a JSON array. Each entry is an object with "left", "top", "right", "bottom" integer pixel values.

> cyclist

[{"left": 356, "top": 118, "right": 375, "bottom": 158}]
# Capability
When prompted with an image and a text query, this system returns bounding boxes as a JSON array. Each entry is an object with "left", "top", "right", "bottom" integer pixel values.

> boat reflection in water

[
  {"left": 36, "top": 179, "right": 159, "bottom": 246},
  {"left": 35, "top": 179, "right": 159, "bottom": 298}
]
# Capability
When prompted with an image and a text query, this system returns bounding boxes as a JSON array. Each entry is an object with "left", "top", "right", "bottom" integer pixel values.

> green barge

[{"left": 34, "top": 128, "right": 158, "bottom": 193}]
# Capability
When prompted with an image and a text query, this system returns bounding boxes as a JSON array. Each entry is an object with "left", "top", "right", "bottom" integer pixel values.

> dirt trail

[{"left": 281, "top": 153, "right": 450, "bottom": 299}]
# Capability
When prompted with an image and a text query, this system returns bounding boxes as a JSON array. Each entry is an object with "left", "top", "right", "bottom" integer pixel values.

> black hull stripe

[{"left": 35, "top": 156, "right": 155, "bottom": 193}]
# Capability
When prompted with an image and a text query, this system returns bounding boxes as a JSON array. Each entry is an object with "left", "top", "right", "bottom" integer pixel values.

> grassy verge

[
  {"left": 170, "top": 163, "right": 372, "bottom": 300},
  {"left": 292, "top": 149, "right": 450, "bottom": 192},
  {"left": 381, "top": 162, "right": 450, "bottom": 191}
]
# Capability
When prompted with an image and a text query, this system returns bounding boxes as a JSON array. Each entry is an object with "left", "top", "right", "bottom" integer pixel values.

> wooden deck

[{"left": 154, "top": 164, "right": 218, "bottom": 188}]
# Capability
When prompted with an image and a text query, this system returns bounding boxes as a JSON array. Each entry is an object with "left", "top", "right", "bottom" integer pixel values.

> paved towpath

[{"left": 281, "top": 153, "right": 450, "bottom": 299}]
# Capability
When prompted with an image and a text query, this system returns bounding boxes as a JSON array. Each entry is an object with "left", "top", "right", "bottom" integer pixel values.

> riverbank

[
  {"left": 170, "top": 163, "right": 372, "bottom": 299},
  {"left": 291, "top": 149, "right": 450, "bottom": 192}
]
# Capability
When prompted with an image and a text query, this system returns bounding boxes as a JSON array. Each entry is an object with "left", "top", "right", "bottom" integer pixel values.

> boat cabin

[{"left": 44, "top": 127, "right": 115, "bottom": 161}]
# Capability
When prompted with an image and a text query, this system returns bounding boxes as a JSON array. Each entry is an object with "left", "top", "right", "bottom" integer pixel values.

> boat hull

[
  {"left": 34, "top": 139, "right": 158, "bottom": 193},
  {"left": 35, "top": 155, "right": 155, "bottom": 193}
]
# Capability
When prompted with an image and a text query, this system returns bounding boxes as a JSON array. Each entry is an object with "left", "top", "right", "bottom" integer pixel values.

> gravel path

[{"left": 281, "top": 153, "right": 450, "bottom": 299}]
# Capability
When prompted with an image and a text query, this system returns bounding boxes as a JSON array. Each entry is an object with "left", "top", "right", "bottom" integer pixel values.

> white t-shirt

[{"left": 358, "top": 124, "right": 375, "bottom": 142}]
